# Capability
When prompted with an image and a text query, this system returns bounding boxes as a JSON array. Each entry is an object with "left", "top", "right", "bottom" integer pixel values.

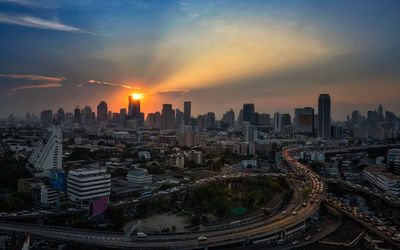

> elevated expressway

[{"left": 0, "top": 147, "right": 323, "bottom": 249}]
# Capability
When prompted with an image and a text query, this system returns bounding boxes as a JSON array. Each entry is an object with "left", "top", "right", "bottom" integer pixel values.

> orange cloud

[{"left": 8, "top": 83, "right": 63, "bottom": 95}]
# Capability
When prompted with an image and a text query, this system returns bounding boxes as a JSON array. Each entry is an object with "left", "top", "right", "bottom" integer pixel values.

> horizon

[{"left": 1, "top": 0, "right": 400, "bottom": 119}]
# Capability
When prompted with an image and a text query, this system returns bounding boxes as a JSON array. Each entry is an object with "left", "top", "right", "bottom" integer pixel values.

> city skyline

[{"left": 1, "top": 0, "right": 400, "bottom": 119}]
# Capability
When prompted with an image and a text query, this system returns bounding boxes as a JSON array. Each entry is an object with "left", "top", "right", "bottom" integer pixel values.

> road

[{"left": 0, "top": 146, "right": 323, "bottom": 249}]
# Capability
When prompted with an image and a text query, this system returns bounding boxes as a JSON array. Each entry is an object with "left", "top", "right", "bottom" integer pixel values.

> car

[
  {"left": 292, "top": 211, "right": 298, "bottom": 216},
  {"left": 137, "top": 232, "right": 147, "bottom": 238},
  {"left": 316, "top": 227, "right": 322, "bottom": 232},
  {"left": 305, "top": 236, "right": 311, "bottom": 241},
  {"left": 281, "top": 210, "right": 287, "bottom": 215},
  {"left": 198, "top": 236, "right": 207, "bottom": 241},
  {"left": 292, "top": 240, "right": 299, "bottom": 245}
]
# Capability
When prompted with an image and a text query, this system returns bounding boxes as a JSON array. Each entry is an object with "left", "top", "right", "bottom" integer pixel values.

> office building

[
  {"left": 74, "top": 107, "right": 81, "bottom": 124},
  {"left": 97, "top": 101, "right": 108, "bottom": 121},
  {"left": 243, "top": 103, "right": 255, "bottom": 125},
  {"left": 67, "top": 168, "right": 111, "bottom": 206},
  {"left": 243, "top": 122, "right": 257, "bottom": 142},
  {"left": 294, "top": 107, "right": 314, "bottom": 136},
  {"left": 274, "top": 112, "right": 281, "bottom": 132},
  {"left": 184, "top": 101, "right": 191, "bottom": 126},
  {"left": 318, "top": 94, "right": 331, "bottom": 139},
  {"left": 161, "top": 104, "right": 175, "bottom": 129},
  {"left": 222, "top": 109, "right": 235, "bottom": 127},
  {"left": 40, "top": 110, "right": 53, "bottom": 127}
]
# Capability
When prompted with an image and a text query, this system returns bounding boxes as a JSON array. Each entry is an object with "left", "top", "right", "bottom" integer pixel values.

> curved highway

[{"left": 0, "top": 146, "right": 323, "bottom": 249}]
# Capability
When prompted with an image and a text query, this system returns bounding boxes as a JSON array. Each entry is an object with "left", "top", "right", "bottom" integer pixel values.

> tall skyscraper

[
  {"left": 161, "top": 104, "right": 175, "bottom": 129},
  {"left": 40, "top": 110, "right": 53, "bottom": 127},
  {"left": 274, "top": 112, "right": 281, "bottom": 132},
  {"left": 243, "top": 103, "right": 255, "bottom": 125},
  {"left": 82, "top": 106, "right": 93, "bottom": 126},
  {"left": 294, "top": 107, "right": 314, "bottom": 136},
  {"left": 206, "top": 112, "right": 216, "bottom": 129},
  {"left": 222, "top": 109, "right": 235, "bottom": 127},
  {"left": 74, "top": 107, "right": 81, "bottom": 124},
  {"left": 56, "top": 108, "right": 64, "bottom": 123},
  {"left": 128, "top": 96, "right": 140, "bottom": 115},
  {"left": 318, "top": 94, "right": 331, "bottom": 139},
  {"left": 184, "top": 101, "right": 191, "bottom": 126},
  {"left": 243, "top": 122, "right": 257, "bottom": 142},
  {"left": 97, "top": 101, "right": 108, "bottom": 121}
]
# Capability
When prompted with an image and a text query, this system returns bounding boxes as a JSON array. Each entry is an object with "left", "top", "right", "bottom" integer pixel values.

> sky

[{"left": 1, "top": 0, "right": 400, "bottom": 120}]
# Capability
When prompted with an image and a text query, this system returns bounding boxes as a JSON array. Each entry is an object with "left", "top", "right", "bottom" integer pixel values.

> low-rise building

[
  {"left": 67, "top": 168, "right": 111, "bottom": 206},
  {"left": 127, "top": 170, "right": 152, "bottom": 185}
]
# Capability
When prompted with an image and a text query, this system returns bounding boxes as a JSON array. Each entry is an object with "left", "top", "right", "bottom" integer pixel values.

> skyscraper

[
  {"left": 161, "top": 104, "right": 175, "bottom": 129},
  {"left": 318, "top": 94, "right": 331, "bottom": 139},
  {"left": 97, "top": 101, "right": 108, "bottom": 121},
  {"left": 274, "top": 112, "right": 281, "bottom": 132},
  {"left": 128, "top": 96, "right": 140, "bottom": 115},
  {"left": 243, "top": 103, "right": 255, "bottom": 125},
  {"left": 74, "top": 107, "right": 81, "bottom": 124},
  {"left": 222, "top": 109, "right": 235, "bottom": 127},
  {"left": 294, "top": 107, "right": 314, "bottom": 136},
  {"left": 184, "top": 101, "right": 191, "bottom": 126},
  {"left": 40, "top": 110, "right": 53, "bottom": 127}
]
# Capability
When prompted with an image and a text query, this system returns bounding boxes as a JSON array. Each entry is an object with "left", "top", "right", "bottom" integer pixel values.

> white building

[
  {"left": 138, "top": 151, "right": 151, "bottom": 160},
  {"left": 28, "top": 127, "right": 62, "bottom": 176},
  {"left": 127, "top": 170, "right": 152, "bottom": 185},
  {"left": 363, "top": 167, "right": 400, "bottom": 198},
  {"left": 167, "top": 154, "right": 185, "bottom": 168},
  {"left": 67, "top": 168, "right": 111, "bottom": 206},
  {"left": 31, "top": 182, "right": 58, "bottom": 207}
]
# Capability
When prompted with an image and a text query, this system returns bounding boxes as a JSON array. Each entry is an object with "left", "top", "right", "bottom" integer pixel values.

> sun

[{"left": 132, "top": 93, "right": 143, "bottom": 100}]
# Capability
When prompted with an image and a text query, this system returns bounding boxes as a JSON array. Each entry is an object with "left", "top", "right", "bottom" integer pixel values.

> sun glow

[{"left": 132, "top": 93, "right": 143, "bottom": 100}]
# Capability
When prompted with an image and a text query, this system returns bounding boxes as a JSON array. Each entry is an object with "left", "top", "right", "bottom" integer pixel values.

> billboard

[
  {"left": 299, "top": 115, "right": 313, "bottom": 126},
  {"left": 90, "top": 196, "right": 109, "bottom": 217},
  {"left": 49, "top": 169, "right": 66, "bottom": 192}
]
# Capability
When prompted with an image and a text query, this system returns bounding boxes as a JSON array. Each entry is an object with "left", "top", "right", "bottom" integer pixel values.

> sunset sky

[{"left": 1, "top": 0, "right": 400, "bottom": 120}]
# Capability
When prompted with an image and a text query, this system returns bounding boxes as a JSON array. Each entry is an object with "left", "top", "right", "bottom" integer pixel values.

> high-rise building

[
  {"left": 294, "top": 107, "right": 314, "bottom": 136},
  {"left": 281, "top": 114, "right": 291, "bottom": 128},
  {"left": 258, "top": 113, "right": 270, "bottom": 127},
  {"left": 176, "top": 108, "right": 184, "bottom": 131},
  {"left": 378, "top": 104, "right": 384, "bottom": 121},
  {"left": 243, "top": 122, "right": 257, "bottom": 142},
  {"left": 206, "top": 112, "right": 216, "bottom": 129},
  {"left": 73, "top": 107, "right": 81, "bottom": 124},
  {"left": 318, "top": 94, "right": 331, "bottom": 139},
  {"left": 128, "top": 96, "right": 140, "bottom": 115},
  {"left": 184, "top": 101, "right": 191, "bottom": 126},
  {"left": 97, "top": 101, "right": 108, "bottom": 122},
  {"left": 274, "top": 112, "right": 281, "bottom": 132},
  {"left": 28, "top": 127, "right": 62, "bottom": 176},
  {"left": 243, "top": 103, "right": 255, "bottom": 125},
  {"left": 222, "top": 109, "right": 235, "bottom": 127},
  {"left": 40, "top": 110, "right": 53, "bottom": 127},
  {"left": 81, "top": 106, "right": 93, "bottom": 126},
  {"left": 56, "top": 108, "right": 64, "bottom": 123},
  {"left": 161, "top": 104, "right": 175, "bottom": 129}
]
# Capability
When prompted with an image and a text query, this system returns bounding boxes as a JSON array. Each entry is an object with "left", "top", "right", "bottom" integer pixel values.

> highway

[{"left": 0, "top": 146, "right": 323, "bottom": 249}]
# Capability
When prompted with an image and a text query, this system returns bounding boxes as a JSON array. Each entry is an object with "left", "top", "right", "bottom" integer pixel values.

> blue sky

[{"left": 1, "top": 0, "right": 400, "bottom": 119}]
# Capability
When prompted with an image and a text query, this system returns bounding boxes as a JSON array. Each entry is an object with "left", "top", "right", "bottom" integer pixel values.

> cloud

[
  {"left": 0, "top": 74, "right": 65, "bottom": 82},
  {"left": 78, "top": 79, "right": 141, "bottom": 90},
  {"left": 152, "top": 88, "right": 190, "bottom": 96},
  {"left": 8, "top": 83, "right": 63, "bottom": 95},
  {"left": 78, "top": 79, "right": 190, "bottom": 96},
  {"left": 0, "top": 13, "right": 89, "bottom": 33}
]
